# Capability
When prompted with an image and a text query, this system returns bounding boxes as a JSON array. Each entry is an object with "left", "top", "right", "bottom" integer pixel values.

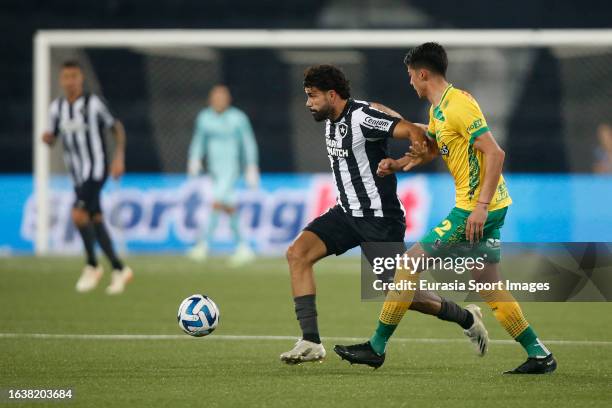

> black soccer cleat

[
  {"left": 503, "top": 354, "right": 557, "bottom": 374},
  {"left": 333, "top": 341, "right": 385, "bottom": 369}
]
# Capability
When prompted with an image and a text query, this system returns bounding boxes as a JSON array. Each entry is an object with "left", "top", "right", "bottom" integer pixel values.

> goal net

[{"left": 29, "top": 29, "right": 612, "bottom": 255}]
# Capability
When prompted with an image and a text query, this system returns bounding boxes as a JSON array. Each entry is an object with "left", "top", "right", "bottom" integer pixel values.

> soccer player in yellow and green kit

[{"left": 335, "top": 43, "right": 556, "bottom": 374}]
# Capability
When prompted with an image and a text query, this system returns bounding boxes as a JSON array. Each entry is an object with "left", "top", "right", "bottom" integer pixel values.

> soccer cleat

[
  {"left": 187, "top": 242, "right": 208, "bottom": 262},
  {"left": 280, "top": 339, "right": 326, "bottom": 364},
  {"left": 105, "top": 266, "right": 133, "bottom": 295},
  {"left": 463, "top": 304, "right": 489, "bottom": 356},
  {"left": 503, "top": 354, "right": 557, "bottom": 374},
  {"left": 75, "top": 265, "right": 104, "bottom": 293},
  {"left": 333, "top": 341, "right": 385, "bottom": 369},
  {"left": 228, "top": 243, "right": 256, "bottom": 268}
]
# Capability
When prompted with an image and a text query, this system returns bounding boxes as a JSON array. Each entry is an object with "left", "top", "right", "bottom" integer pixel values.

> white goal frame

[{"left": 33, "top": 28, "right": 612, "bottom": 254}]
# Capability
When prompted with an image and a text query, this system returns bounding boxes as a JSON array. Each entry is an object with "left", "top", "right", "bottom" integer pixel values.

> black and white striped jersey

[
  {"left": 325, "top": 99, "right": 405, "bottom": 219},
  {"left": 48, "top": 93, "right": 115, "bottom": 186}
]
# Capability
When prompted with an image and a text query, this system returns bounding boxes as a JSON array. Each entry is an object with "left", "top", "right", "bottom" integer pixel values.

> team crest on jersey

[
  {"left": 337, "top": 123, "right": 348, "bottom": 138},
  {"left": 440, "top": 143, "right": 450, "bottom": 157}
]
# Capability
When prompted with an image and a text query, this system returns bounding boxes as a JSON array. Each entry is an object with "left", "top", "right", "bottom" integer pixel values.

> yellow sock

[
  {"left": 370, "top": 268, "right": 418, "bottom": 354},
  {"left": 378, "top": 268, "right": 418, "bottom": 325},
  {"left": 480, "top": 289, "right": 529, "bottom": 338}
]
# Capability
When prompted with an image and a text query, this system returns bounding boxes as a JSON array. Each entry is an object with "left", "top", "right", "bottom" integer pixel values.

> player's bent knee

[
  {"left": 71, "top": 208, "right": 90, "bottom": 227},
  {"left": 286, "top": 243, "right": 316, "bottom": 270}
]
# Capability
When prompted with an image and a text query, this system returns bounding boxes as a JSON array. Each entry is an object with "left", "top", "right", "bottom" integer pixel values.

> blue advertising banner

[{"left": 1, "top": 174, "right": 611, "bottom": 255}]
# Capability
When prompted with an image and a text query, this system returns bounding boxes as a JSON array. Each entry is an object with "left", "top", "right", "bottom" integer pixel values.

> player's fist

[
  {"left": 110, "top": 157, "right": 125, "bottom": 180},
  {"left": 245, "top": 165, "right": 260, "bottom": 189},
  {"left": 377, "top": 158, "right": 399, "bottom": 177},
  {"left": 42, "top": 131, "right": 56, "bottom": 146},
  {"left": 188, "top": 159, "right": 202, "bottom": 177}
]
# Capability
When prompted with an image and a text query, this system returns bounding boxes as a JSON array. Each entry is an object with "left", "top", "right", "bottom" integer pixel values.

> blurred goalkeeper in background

[{"left": 187, "top": 85, "right": 260, "bottom": 266}]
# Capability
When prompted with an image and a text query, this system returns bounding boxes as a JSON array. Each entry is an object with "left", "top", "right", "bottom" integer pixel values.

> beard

[{"left": 310, "top": 105, "right": 332, "bottom": 122}]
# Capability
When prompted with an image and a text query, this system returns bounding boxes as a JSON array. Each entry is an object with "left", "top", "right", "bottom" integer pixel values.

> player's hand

[
  {"left": 188, "top": 159, "right": 202, "bottom": 177},
  {"left": 42, "top": 131, "right": 56, "bottom": 146},
  {"left": 466, "top": 204, "right": 488, "bottom": 244},
  {"left": 402, "top": 141, "right": 429, "bottom": 171},
  {"left": 110, "top": 157, "right": 125, "bottom": 180},
  {"left": 245, "top": 165, "right": 260, "bottom": 189},
  {"left": 377, "top": 158, "right": 400, "bottom": 177}
]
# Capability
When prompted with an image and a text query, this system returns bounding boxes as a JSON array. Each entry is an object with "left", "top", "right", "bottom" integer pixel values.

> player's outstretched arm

[
  {"left": 395, "top": 120, "right": 439, "bottom": 167},
  {"left": 239, "top": 113, "right": 260, "bottom": 189},
  {"left": 110, "top": 120, "right": 126, "bottom": 180},
  {"left": 370, "top": 102, "right": 404, "bottom": 119},
  {"left": 376, "top": 121, "right": 438, "bottom": 177},
  {"left": 187, "top": 115, "right": 206, "bottom": 176}
]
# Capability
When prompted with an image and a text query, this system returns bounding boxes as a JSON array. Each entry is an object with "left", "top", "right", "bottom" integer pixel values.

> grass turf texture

[{"left": 1, "top": 256, "right": 611, "bottom": 407}]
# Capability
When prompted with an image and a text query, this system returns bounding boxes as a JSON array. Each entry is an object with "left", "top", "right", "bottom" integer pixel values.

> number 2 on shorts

[{"left": 434, "top": 219, "right": 452, "bottom": 237}]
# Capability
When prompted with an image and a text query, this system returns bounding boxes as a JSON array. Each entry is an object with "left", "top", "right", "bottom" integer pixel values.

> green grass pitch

[{"left": 1, "top": 256, "right": 611, "bottom": 407}]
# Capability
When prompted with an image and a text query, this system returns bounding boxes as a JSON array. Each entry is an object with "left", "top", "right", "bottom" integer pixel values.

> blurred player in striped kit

[
  {"left": 187, "top": 85, "right": 260, "bottom": 266},
  {"left": 42, "top": 61, "right": 132, "bottom": 295}
]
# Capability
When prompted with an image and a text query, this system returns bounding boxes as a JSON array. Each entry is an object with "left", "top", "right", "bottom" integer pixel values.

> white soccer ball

[{"left": 177, "top": 294, "right": 220, "bottom": 337}]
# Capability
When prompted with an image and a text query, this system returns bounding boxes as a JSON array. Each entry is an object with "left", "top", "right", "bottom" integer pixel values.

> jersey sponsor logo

[
  {"left": 326, "top": 138, "right": 349, "bottom": 158},
  {"left": 467, "top": 118, "right": 483, "bottom": 134},
  {"left": 337, "top": 123, "right": 348, "bottom": 138},
  {"left": 363, "top": 116, "right": 392, "bottom": 131},
  {"left": 495, "top": 182, "right": 510, "bottom": 202},
  {"left": 60, "top": 120, "right": 87, "bottom": 134}
]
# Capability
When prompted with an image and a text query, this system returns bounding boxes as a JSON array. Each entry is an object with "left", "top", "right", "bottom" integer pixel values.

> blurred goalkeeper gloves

[
  {"left": 245, "top": 165, "right": 260, "bottom": 189},
  {"left": 188, "top": 159, "right": 202, "bottom": 177}
]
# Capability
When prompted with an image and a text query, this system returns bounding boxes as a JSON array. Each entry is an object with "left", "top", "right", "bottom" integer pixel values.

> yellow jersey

[{"left": 427, "top": 84, "right": 512, "bottom": 211}]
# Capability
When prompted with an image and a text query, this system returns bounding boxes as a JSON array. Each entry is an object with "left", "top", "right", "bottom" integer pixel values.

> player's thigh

[
  {"left": 302, "top": 205, "right": 360, "bottom": 257},
  {"left": 74, "top": 179, "right": 105, "bottom": 216},
  {"left": 212, "top": 176, "right": 238, "bottom": 207},
  {"left": 420, "top": 207, "right": 469, "bottom": 256},
  {"left": 357, "top": 216, "right": 407, "bottom": 281},
  {"left": 421, "top": 207, "right": 506, "bottom": 263}
]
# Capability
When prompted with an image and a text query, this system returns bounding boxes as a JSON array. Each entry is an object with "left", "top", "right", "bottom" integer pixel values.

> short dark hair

[
  {"left": 61, "top": 60, "right": 81, "bottom": 70},
  {"left": 403, "top": 42, "right": 448, "bottom": 77},
  {"left": 303, "top": 64, "right": 351, "bottom": 99}
]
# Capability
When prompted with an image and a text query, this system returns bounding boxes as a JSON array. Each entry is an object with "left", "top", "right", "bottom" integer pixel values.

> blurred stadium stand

[{"left": 2, "top": 0, "right": 611, "bottom": 173}]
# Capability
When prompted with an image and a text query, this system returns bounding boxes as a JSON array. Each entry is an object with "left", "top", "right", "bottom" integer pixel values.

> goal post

[{"left": 33, "top": 29, "right": 612, "bottom": 254}]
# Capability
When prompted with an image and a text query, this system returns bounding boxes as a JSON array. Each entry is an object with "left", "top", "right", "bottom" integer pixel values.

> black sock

[
  {"left": 437, "top": 299, "right": 474, "bottom": 330},
  {"left": 294, "top": 294, "right": 320, "bottom": 344},
  {"left": 93, "top": 220, "right": 123, "bottom": 270},
  {"left": 77, "top": 223, "right": 97, "bottom": 267}
]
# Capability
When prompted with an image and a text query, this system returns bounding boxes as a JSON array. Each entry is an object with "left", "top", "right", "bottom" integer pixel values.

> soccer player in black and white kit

[
  {"left": 42, "top": 61, "right": 132, "bottom": 295},
  {"left": 280, "top": 65, "right": 487, "bottom": 363}
]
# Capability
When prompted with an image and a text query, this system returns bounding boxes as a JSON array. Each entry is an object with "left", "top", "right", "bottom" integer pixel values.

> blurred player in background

[
  {"left": 336, "top": 43, "right": 556, "bottom": 374},
  {"left": 42, "top": 60, "right": 132, "bottom": 295},
  {"left": 187, "top": 85, "right": 260, "bottom": 266}
]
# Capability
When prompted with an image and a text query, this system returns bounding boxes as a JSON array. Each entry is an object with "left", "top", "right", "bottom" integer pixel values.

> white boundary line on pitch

[{"left": 0, "top": 333, "right": 610, "bottom": 346}]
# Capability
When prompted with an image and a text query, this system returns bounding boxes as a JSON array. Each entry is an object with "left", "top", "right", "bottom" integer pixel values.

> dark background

[{"left": 2, "top": 0, "right": 611, "bottom": 173}]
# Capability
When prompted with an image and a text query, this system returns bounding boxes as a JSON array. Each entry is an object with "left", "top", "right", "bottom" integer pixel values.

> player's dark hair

[
  {"left": 403, "top": 42, "right": 448, "bottom": 77},
  {"left": 61, "top": 60, "right": 82, "bottom": 70},
  {"left": 303, "top": 64, "right": 351, "bottom": 99}
]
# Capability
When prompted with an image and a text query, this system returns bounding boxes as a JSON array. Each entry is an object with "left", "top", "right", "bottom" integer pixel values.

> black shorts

[
  {"left": 73, "top": 179, "right": 106, "bottom": 215},
  {"left": 304, "top": 205, "right": 406, "bottom": 256}
]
